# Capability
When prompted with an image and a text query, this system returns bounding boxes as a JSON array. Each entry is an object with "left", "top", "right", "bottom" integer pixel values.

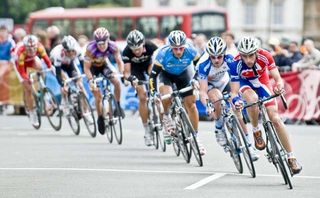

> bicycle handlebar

[
  {"left": 64, "top": 74, "right": 86, "bottom": 85},
  {"left": 243, "top": 93, "right": 287, "bottom": 110},
  {"left": 161, "top": 85, "right": 193, "bottom": 100}
]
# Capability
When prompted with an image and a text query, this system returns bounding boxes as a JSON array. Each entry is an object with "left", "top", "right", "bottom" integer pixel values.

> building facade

[{"left": 141, "top": 0, "right": 304, "bottom": 44}]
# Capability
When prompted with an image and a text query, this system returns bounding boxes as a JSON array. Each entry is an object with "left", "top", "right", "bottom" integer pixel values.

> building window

[
  {"left": 216, "top": 0, "right": 228, "bottom": 7},
  {"left": 185, "top": 0, "right": 197, "bottom": 6},
  {"left": 159, "top": 0, "right": 170, "bottom": 6},
  {"left": 244, "top": 1, "right": 256, "bottom": 25},
  {"left": 272, "top": 1, "right": 284, "bottom": 25}
]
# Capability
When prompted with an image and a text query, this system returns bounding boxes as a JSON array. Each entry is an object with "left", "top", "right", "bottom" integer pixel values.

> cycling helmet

[
  {"left": 237, "top": 36, "right": 259, "bottom": 55},
  {"left": 168, "top": 30, "right": 187, "bottom": 46},
  {"left": 62, "top": 35, "right": 78, "bottom": 51},
  {"left": 93, "top": 27, "right": 110, "bottom": 42},
  {"left": 127, "top": 30, "right": 145, "bottom": 48},
  {"left": 23, "top": 35, "right": 38, "bottom": 48},
  {"left": 206, "top": 37, "right": 227, "bottom": 56}
]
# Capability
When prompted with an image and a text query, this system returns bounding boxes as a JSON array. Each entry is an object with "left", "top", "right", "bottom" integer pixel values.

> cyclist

[
  {"left": 229, "top": 36, "right": 302, "bottom": 174},
  {"left": 197, "top": 37, "right": 259, "bottom": 160},
  {"left": 50, "top": 35, "right": 90, "bottom": 117},
  {"left": 84, "top": 27, "right": 125, "bottom": 135},
  {"left": 123, "top": 30, "right": 158, "bottom": 146},
  {"left": 149, "top": 30, "right": 206, "bottom": 155},
  {"left": 15, "top": 35, "right": 52, "bottom": 125}
]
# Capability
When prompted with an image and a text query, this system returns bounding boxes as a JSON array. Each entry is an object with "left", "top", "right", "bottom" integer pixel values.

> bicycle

[
  {"left": 63, "top": 74, "right": 96, "bottom": 137},
  {"left": 243, "top": 93, "right": 293, "bottom": 189},
  {"left": 207, "top": 92, "right": 256, "bottom": 177},
  {"left": 161, "top": 83, "right": 203, "bottom": 166},
  {"left": 137, "top": 80, "right": 166, "bottom": 152},
  {"left": 94, "top": 73, "right": 123, "bottom": 144},
  {"left": 28, "top": 68, "right": 62, "bottom": 130}
]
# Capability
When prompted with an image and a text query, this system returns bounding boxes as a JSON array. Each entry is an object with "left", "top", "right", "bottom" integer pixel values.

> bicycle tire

[
  {"left": 266, "top": 122, "right": 293, "bottom": 189},
  {"left": 179, "top": 108, "right": 203, "bottom": 166},
  {"left": 30, "top": 92, "right": 41, "bottom": 129},
  {"left": 67, "top": 110, "right": 80, "bottom": 135},
  {"left": 42, "top": 88, "right": 62, "bottom": 131},
  {"left": 152, "top": 101, "right": 166, "bottom": 152},
  {"left": 225, "top": 117, "right": 243, "bottom": 173},
  {"left": 232, "top": 116, "right": 256, "bottom": 177},
  {"left": 172, "top": 137, "right": 181, "bottom": 156},
  {"left": 175, "top": 114, "right": 190, "bottom": 163},
  {"left": 109, "top": 94, "right": 123, "bottom": 145},
  {"left": 102, "top": 97, "right": 113, "bottom": 143},
  {"left": 79, "top": 92, "right": 96, "bottom": 138}
]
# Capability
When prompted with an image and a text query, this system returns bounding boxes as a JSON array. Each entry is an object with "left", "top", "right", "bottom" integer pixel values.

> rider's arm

[
  {"left": 199, "top": 79, "right": 208, "bottom": 106},
  {"left": 55, "top": 66, "right": 64, "bottom": 86},
  {"left": 123, "top": 62, "right": 131, "bottom": 79},
  {"left": 38, "top": 44, "right": 52, "bottom": 68},
  {"left": 149, "top": 63, "right": 162, "bottom": 94},
  {"left": 114, "top": 49, "right": 124, "bottom": 74},
  {"left": 16, "top": 53, "right": 28, "bottom": 80},
  {"left": 84, "top": 59, "right": 93, "bottom": 81},
  {"left": 269, "top": 67, "right": 284, "bottom": 92}
]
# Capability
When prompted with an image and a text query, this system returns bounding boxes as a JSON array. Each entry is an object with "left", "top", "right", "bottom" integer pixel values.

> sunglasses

[
  {"left": 172, "top": 46, "right": 185, "bottom": 51},
  {"left": 210, "top": 55, "right": 224, "bottom": 60}
]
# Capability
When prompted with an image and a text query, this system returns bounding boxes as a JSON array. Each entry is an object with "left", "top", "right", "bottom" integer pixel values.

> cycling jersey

[
  {"left": 50, "top": 44, "right": 82, "bottom": 86},
  {"left": 154, "top": 42, "right": 199, "bottom": 75},
  {"left": 16, "top": 43, "right": 52, "bottom": 80},
  {"left": 0, "top": 38, "right": 15, "bottom": 61},
  {"left": 197, "top": 53, "right": 233, "bottom": 91},
  {"left": 229, "top": 48, "right": 277, "bottom": 106},
  {"left": 84, "top": 40, "right": 119, "bottom": 67}
]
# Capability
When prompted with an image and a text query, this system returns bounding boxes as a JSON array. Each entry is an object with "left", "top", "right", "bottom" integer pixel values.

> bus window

[
  {"left": 74, "top": 19, "right": 95, "bottom": 38},
  {"left": 32, "top": 20, "right": 48, "bottom": 33},
  {"left": 137, "top": 17, "right": 158, "bottom": 38},
  {"left": 160, "top": 16, "right": 183, "bottom": 38},
  {"left": 121, "top": 18, "right": 133, "bottom": 39},
  {"left": 99, "top": 18, "right": 118, "bottom": 39},
  {"left": 52, "top": 19, "right": 71, "bottom": 37},
  {"left": 192, "top": 13, "right": 225, "bottom": 37}
]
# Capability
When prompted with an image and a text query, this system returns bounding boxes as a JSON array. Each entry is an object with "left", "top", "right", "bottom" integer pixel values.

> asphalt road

[{"left": 0, "top": 114, "right": 319, "bottom": 198}]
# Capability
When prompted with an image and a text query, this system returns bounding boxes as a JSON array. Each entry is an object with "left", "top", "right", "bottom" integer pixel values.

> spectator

[
  {"left": 221, "top": 31, "right": 238, "bottom": 56},
  {"left": 46, "top": 25, "right": 60, "bottom": 51},
  {"left": 192, "top": 33, "right": 207, "bottom": 54},
  {"left": 284, "top": 41, "right": 303, "bottom": 67},
  {"left": 292, "top": 39, "right": 320, "bottom": 71}
]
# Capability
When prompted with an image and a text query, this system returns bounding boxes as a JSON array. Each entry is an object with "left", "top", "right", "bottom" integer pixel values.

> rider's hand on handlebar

[
  {"left": 274, "top": 81, "right": 285, "bottom": 94},
  {"left": 191, "top": 79, "right": 200, "bottom": 90},
  {"left": 127, "top": 75, "right": 138, "bottom": 87},
  {"left": 232, "top": 96, "right": 244, "bottom": 110},
  {"left": 88, "top": 79, "right": 95, "bottom": 90}
]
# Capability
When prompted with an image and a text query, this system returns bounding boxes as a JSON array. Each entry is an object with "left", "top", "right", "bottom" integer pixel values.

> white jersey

[
  {"left": 50, "top": 44, "right": 83, "bottom": 67},
  {"left": 197, "top": 53, "right": 233, "bottom": 91}
]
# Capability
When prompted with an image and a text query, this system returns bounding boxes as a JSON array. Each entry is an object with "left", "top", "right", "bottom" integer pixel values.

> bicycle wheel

[
  {"left": 225, "top": 118, "right": 243, "bottom": 173},
  {"left": 172, "top": 137, "right": 181, "bottom": 156},
  {"left": 179, "top": 108, "right": 203, "bottom": 166},
  {"left": 29, "top": 92, "right": 41, "bottom": 129},
  {"left": 231, "top": 116, "right": 255, "bottom": 177},
  {"left": 102, "top": 97, "right": 113, "bottom": 143},
  {"left": 67, "top": 110, "right": 80, "bottom": 135},
  {"left": 266, "top": 122, "right": 293, "bottom": 189},
  {"left": 108, "top": 94, "right": 123, "bottom": 145},
  {"left": 78, "top": 92, "right": 96, "bottom": 138},
  {"left": 42, "top": 88, "right": 62, "bottom": 131},
  {"left": 175, "top": 114, "right": 190, "bottom": 164},
  {"left": 153, "top": 102, "right": 166, "bottom": 152}
]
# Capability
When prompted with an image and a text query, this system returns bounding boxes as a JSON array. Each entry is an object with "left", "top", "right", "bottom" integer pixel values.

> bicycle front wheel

[
  {"left": 79, "top": 92, "right": 96, "bottom": 138},
  {"left": 179, "top": 108, "right": 203, "bottom": 167},
  {"left": 266, "top": 122, "right": 293, "bottom": 189},
  {"left": 67, "top": 110, "right": 80, "bottom": 135},
  {"left": 42, "top": 88, "right": 62, "bottom": 131},
  {"left": 152, "top": 101, "right": 166, "bottom": 152},
  {"left": 109, "top": 94, "right": 123, "bottom": 145},
  {"left": 232, "top": 116, "right": 255, "bottom": 177}
]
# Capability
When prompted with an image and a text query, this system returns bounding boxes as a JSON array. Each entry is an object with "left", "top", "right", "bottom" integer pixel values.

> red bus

[{"left": 27, "top": 6, "right": 229, "bottom": 40}]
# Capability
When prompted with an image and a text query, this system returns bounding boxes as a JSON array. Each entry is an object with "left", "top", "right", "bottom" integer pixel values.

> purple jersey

[{"left": 84, "top": 40, "right": 118, "bottom": 67}]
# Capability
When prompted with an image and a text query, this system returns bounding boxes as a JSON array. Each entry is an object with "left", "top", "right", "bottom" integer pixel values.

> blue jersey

[
  {"left": 154, "top": 43, "right": 199, "bottom": 75},
  {"left": 0, "top": 39, "right": 15, "bottom": 61}
]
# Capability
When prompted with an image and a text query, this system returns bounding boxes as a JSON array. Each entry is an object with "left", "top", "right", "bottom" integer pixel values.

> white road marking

[{"left": 184, "top": 173, "right": 226, "bottom": 190}]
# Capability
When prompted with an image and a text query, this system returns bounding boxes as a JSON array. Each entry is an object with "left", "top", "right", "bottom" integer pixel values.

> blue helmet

[{"left": 168, "top": 30, "right": 186, "bottom": 46}]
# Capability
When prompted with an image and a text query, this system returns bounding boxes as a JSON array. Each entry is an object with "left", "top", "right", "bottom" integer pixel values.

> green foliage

[{"left": 0, "top": 0, "right": 132, "bottom": 24}]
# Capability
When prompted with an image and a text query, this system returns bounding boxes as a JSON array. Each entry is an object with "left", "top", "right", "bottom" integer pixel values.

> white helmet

[
  {"left": 23, "top": 35, "right": 38, "bottom": 48},
  {"left": 126, "top": 30, "right": 145, "bottom": 48},
  {"left": 62, "top": 35, "right": 78, "bottom": 51},
  {"left": 206, "top": 37, "right": 227, "bottom": 56},
  {"left": 237, "top": 37, "right": 259, "bottom": 55},
  {"left": 168, "top": 30, "right": 186, "bottom": 46}
]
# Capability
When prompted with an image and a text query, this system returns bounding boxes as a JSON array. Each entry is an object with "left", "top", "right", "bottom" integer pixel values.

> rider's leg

[
  {"left": 183, "top": 94, "right": 198, "bottom": 131},
  {"left": 110, "top": 76, "right": 125, "bottom": 118}
]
